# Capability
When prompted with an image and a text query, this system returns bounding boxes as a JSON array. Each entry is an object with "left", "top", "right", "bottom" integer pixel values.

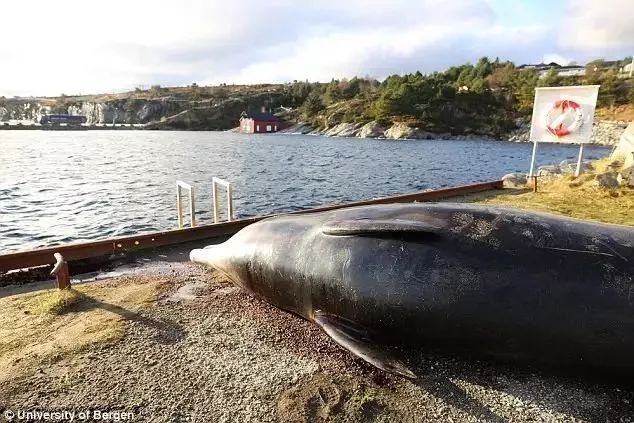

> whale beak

[
  {"left": 190, "top": 248, "right": 210, "bottom": 265},
  {"left": 190, "top": 244, "right": 234, "bottom": 278}
]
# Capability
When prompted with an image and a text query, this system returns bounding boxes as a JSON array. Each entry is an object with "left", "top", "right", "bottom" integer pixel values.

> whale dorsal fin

[
  {"left": 313, "top": 311, "right": 416, "bottom": 379},
  {"left": 322, "top": 218, "right": 441, "bottom": 236}
]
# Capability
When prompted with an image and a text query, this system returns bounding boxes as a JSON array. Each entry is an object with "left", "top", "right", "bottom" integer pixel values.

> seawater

[{"left": 0, "top": 130, "right": 610, "bottom": 252}]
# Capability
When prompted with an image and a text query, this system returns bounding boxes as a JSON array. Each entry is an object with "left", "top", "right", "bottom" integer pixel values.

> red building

[{"left": 239, "top": 110, "right": 285, "bottom": 133}]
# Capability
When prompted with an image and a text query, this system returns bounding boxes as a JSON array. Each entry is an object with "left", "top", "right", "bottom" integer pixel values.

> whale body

[{"left": 191, "top": 203, "right": 634, "bottom": 378}]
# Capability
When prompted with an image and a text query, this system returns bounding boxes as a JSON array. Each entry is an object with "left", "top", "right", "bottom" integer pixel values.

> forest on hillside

[{"left": 283, "top": 57, "right": 634, "bottom": 136}]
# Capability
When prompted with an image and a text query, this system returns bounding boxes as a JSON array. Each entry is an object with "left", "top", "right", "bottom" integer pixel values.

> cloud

[
  {"left": 0, "top": 0, "right": 630, "bottom": 97},
  {"left": 560, "top": 0, "right": 634, "bottom": 51},
  {"left": 542, "top": 53, "right": 573, "bottom": 66}
]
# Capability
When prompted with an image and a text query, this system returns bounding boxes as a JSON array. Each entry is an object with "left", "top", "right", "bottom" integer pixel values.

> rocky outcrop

[
  {"left": 383, "top": 122, "right": 430, "bottom": 139},
  {"left": 612, "top": 122, "right": 634, "bottom": 168},
  {"left": 278, "top": 122, "right": 314, "bottom": 134},
  {"left": 356, "top": 121, "right": 385, "bottom": 138},
  {"left": 593, "top": 120, "right": 629, "bottom": 146},
  {"left": 509, "top": 119, "right": 628, "bottom": 146},
  {"left": 0, "top": 90, "right": 290, "bottom": 129},
  {"left": 0, "top": 101, "right": 49, "bottom": 122},
  {"left": 323, "top": 122, "right": 363, "bottom": 137}
]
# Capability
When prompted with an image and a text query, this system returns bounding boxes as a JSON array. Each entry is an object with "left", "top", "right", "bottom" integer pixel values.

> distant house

[
  {"left": 239, "top": 110, "right": 285, "bottom": 133},
  {"left": 517, "top": 62, "right": 585, "bottom": 78},
  {"left": 555, "top": 65, "right": 586, "bottom": 77},
  {"left": 620, "top": 62, "right": 633, "bottom": 77}
]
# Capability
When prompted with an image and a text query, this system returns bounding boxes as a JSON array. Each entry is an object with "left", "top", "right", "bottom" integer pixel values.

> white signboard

[
  {"left": 529, "top": 85, "right": 599, "bottom": 144},
  {"left": 528, "top": 85, "right": 600, "bottom": 177}
]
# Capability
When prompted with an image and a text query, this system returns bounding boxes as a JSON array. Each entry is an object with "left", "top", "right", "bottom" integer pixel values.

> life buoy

[{"left": 545, "top": 99, "right": 583, "bottom": 137}]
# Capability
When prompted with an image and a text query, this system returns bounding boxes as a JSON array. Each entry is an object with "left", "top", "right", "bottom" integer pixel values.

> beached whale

[{"left": 191, "top": 203, "right": 634, "bottom": 378}]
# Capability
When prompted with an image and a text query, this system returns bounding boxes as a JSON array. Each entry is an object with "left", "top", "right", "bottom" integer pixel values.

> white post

[
  {"left": 176, "top": 181, "right": 195, "bottom": 228},
  {"left": 176, "top": 183, "right": 183, "bottom": 229},
  {"left": 528, "top": 140, "right": 538, "bottom": 177},
  {"left": 189, "top": 185, "right": 196, "bottom": 227},
  {"left": 227, "top": 184, "right": 234, "bottom": 221},
  {"left": 630, "top": 56, "right": 633, "bottom": 78},
  {"left": 212, "top": 182, "right": 219, "bottom": 223},
  {"left": 575, "top": 144, "right": 585, "bottom": 177}
]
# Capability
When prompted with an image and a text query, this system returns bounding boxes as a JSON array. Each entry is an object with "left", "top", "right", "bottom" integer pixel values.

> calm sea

[{"left": 0, "top": 131, "right": 610, "bottom": 252}]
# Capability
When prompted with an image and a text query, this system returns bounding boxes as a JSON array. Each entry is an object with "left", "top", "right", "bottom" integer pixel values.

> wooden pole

[{"left": 51, "top": 253, "right": 71, "bottom": 290}]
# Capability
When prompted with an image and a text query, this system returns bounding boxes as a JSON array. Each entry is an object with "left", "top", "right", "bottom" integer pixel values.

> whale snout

[
  {"left": 190, "top": 245, "right": 226, "bottom": 270},
  {"left": 190, "top": 243, "right": 249, "bottom": 290},
  {"left": 190, "top": 248, "right": 211, "bottom": 265}
]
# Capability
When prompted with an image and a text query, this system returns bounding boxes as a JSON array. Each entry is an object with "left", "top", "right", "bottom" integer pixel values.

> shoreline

[{"left": 1, "top": 119, "right": 627, "bottom": 146}]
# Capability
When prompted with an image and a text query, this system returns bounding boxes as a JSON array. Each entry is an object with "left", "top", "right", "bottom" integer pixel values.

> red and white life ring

[{"left": 545, "top": 99, "right": 583, "bottom": 137}]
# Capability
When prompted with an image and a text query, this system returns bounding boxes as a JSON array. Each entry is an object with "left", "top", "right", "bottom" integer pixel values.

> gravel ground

[{"left": 2, "top": 262, "right": 633, "bottom": 422}]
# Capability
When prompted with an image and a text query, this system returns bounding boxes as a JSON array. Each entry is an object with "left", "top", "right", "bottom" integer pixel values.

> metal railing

[
  {"left": 212, "top": 177, "right": 234, "bottom": 223},
  {"left": 176, "top": 181, "right": 196, "bottom": 228},
  {"left": 175, "top": 178, "right": 235, "bottom": 228}
]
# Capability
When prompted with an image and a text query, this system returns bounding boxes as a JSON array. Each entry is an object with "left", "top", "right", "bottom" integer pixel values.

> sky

[{"left": 1, "top": 0, "right": 632, "bottom": 97}]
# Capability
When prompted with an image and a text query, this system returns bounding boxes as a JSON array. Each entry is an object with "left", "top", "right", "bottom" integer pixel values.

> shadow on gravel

[
  {"left": 72, "top": 292, "right": 187, "bottom": 345},
  {"left": 408, "top": 353, "right": 634, "bottom": 423},
  {"left": 414, "top": 374, "right": 506, "bottom": 422}
]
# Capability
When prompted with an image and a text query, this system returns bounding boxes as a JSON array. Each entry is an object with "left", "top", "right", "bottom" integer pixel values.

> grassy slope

[{"left": 458, "top": 158, "right": 634, "bottom": 226}]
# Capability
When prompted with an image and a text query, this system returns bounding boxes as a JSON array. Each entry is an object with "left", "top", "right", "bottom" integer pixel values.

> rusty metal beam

[{"left": 0, "top": 180, "right": 502, "bottom": 273}]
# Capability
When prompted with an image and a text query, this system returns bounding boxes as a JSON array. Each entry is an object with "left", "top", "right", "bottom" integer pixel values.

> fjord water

[{"left": 0, "top": 131, "right": 609, "bottom": 252}]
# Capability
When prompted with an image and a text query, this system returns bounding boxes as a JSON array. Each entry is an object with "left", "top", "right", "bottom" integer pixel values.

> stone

[
  {"left": 384, "top": 122, "right": 417, "bottom": 139},
  {"left": 502, "top": 173, "right": 527, "bottom": 188},
  {"left": 594, "top": 172, "right": 619, "bottom": 189},
  {"left": 356, "top": 121, "right": 386, "bottom": 138},
  {"left": 337, "top": 122, "right": 364, "bottom": 137},
  {"left": 324, "top": 122, "right": 359, "bottom": 137},
  {"left": 537, "top": 165, "right": 561, "bottom": 177},
  {"left": 617, "top": 166, "right": 634, "bottom": 188},
  {"left": 559, "top": 159, "right": 593, "bottom": 175}
]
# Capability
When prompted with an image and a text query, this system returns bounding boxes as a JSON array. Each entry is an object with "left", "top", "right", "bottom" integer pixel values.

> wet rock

[
  {"left": 324, "top": 122, "right": 361, "bottom": 137},
  {"left": 502, "top": 173, "right": 528, "bottom": 188},
  {"left": 384, "top": 122, "right": 417, "bottom": 139},
  {"left": 357, "top": 121, "right": 386, "bottom": 138}
]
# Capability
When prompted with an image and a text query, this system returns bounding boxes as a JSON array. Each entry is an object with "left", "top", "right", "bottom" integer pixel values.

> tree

[
  {"left": 301, "top": 90, "right": 324, "bottom": 116},
  {"left": 538, "top": 68, "right": 561, "bottom": 87},
  {"left": 324, "top": 79, "right": 343, "bottom": 104}
]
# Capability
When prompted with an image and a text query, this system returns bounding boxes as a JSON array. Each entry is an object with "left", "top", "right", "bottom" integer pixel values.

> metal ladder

[{"left": 175, "top": 178, "right": 234, "bottom": 228}]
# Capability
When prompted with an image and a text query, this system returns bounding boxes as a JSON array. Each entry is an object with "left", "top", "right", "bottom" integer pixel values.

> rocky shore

[
  {"left": 502, "top": 122, "right": 634, "bottom": 189},
  {"left": 281, "top": 119, "right": 629, "bottom": 145},
  {"left": 2, "top": 94, "right": 628, "bottom": 145}
]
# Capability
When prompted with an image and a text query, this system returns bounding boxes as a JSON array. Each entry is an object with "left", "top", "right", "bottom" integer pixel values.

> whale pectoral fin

[
  {"left": 313, "top": 311, "right": 416, "bottom": 379},
  {"left": 322, "top": 219, "right": 441, "bottom": 237}
]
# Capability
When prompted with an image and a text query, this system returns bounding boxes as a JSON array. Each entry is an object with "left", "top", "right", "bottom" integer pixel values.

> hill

[{"left": 1, "top": 57, "right": 632, "bottom": 138}]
